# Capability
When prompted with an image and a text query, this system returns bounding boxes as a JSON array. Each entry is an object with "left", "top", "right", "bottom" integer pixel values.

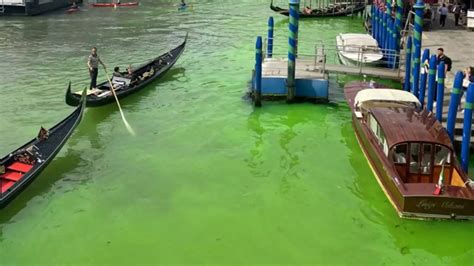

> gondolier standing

[{"left": 87, "top": 47, "right": 106, "bottom": 90}]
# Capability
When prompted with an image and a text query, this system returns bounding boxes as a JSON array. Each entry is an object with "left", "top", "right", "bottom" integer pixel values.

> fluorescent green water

[{"left": 1, "top": 1, "right": 473, "bottom": 265}]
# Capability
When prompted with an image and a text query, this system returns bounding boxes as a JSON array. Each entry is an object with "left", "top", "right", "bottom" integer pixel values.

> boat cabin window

[
  {"left": 409, "top": 143, "right": 420, "bottom": 174},
  {"left": 392, "top": 144, "right": 407, "bottom": 164},
  {"left": 435, "top": 144, "right": 451, "bottom": 165},
  {"left": 368, "top": 113, "right": 389, "bottom": 156},
  {"left": 408, "top": 143, "right": 436, "bottom": 174},
  {"left": 421, "top": 144, "right": 432, "bottom": 175}
]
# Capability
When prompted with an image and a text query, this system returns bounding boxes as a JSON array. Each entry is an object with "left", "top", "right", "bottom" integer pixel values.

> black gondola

[
  {"left": 65, "top": 34, "right": 188, "bottom": 107},
  {"left": 0, "top": 89, "right": 87, "bottom": 209},
  {"left": 270, "top": 0, "right": 365, "bottom": 18}
]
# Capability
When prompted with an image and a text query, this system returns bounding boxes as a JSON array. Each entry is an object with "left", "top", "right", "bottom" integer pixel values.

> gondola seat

[
  {"left": 1, "top": 180, "right": 15, "bottom": 193},
  {"left": 1, "top": 171, "right": 22, "bottom": 182},
  {"left": 7, "top": 162, "right": 33, "bottom": 173}
]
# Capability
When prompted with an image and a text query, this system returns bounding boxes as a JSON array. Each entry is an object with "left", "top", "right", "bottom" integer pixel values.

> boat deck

[
  {"left": 263, "top": 57, "right": 404, "bottom": 81},
  {"left": 262, "top": 58, "right": 326, "bottom": 79}
]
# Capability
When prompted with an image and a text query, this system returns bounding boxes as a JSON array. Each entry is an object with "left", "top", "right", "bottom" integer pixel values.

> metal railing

[{"left": 263, "top": 38, "right": 404, "bottom": 79}]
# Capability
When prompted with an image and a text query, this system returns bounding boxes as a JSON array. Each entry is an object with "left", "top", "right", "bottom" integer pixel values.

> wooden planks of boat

[
  {"left": 0, "top": 89, "right": 87, "bottom": 209},
  {"left": 344, "top": 81, "right": 474, "bottom": 220},
  {"left": 65, "top": 34, "right": 187, "bottom": 107}
]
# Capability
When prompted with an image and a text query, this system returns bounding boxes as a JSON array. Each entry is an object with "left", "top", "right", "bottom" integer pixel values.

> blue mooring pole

[
  {"left": 461, "top": 83, "right": 474, "bottom": 173},
  {"left": 435, "top": 62, "right": 446, "bottom": 122},
  {"left": 418, "top": 48, "right": 430, "bottom": 105},
  {"left": 403, "top": 36, "right": 412, "bottom": 91},
  {"left": 386, "top": 18, "right": 392, "bottom": 65},
  {"left": 255, "top": 36, "right": 263, "bottom": 107},
  {"left": 382, "top": 10, "right": 387, "bottom": 51},
  {"left": 446, "top": 71, "right": 465, "bottom": 141},
  {"left": 426, "top": 54, "right": 437, "bottom": 112},
  {"left": 378, "top": 6, "right": 383, "bottom": 45},
  {"left": 371, "top": 5, "right": 376, "bottom": 38},
  {"left": 394, "top": 0, "right": 403, "bottom": 66},
  {"left": 375, "top": 5, "right": 382, "bottom": 44},
  {"left": 390, "top": 17, "right": 397, "bottom": 68},
  {"left": 267, "top": 17, "right": 274, "bottom": 58},
  {"left": 411, "top": 0, "right": 424, "bottom": 98},
  {"left": 287, "top": 0, "right": 300, "bottom": 102},
  {"left": 385, "top": 0, "right": 392, "bottom": 54}
]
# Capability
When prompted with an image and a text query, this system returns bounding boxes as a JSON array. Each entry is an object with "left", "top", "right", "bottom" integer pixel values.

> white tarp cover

[
  {"left": 354, "top": 89, "right": 421, "bottom": 109},
  {"left": 339, "top": 33, "right": 378, "bottom": 47},
  {"left": 2, "top": 0, "right": 25, "bottom": 6}
]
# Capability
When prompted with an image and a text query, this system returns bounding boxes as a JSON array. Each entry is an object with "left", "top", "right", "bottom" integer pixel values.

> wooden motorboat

[
  {"left": 344, "top": 81, "right": 474, "bottom": 220},
  {"left": 270, "top": 0, "right": 365, "bottom": 18},
  {"left": 90, "top": 2, "right": 139, "bottom": 7},
  {"left": 0, "top": 89, "right": 86, "bottom": 209},
  {"left": 336, "top": 33, "right": 383, "bottom": 66},
  {"left": 65, "top": 34, "right": 187, "bottom": 107}
]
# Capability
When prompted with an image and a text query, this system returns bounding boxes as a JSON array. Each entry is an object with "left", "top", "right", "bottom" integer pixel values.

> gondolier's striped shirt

[{"left": 88, "top": 54, "right": 101, "bottom": 69}]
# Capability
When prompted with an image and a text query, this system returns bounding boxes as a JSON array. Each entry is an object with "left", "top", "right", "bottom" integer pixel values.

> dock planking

[{"left": 262, "top": 57, "right": 404, "bottom": 81}]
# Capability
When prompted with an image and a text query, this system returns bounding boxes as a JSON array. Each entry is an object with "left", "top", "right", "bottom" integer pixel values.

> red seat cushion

[
  {"left": 1, "top": 180, "right": 15, "bottom": 193},
  {"left": 1, "top": 171, "right": 23, "bottom": 182},
  {"left": 7, "top": 162, "right": 33, "bottom": 173}
]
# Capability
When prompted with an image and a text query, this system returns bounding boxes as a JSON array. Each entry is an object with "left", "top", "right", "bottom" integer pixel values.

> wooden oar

[{"left": 103, "top": 67, "right": 136, "bottom": 136}]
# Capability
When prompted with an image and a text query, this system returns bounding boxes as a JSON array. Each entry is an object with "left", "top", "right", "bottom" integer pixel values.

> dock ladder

[{"left": 314, "top": 41, "right": 326, "bottom": 74}]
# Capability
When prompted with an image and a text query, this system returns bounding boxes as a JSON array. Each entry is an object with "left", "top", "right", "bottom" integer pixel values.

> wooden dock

[
  {"left": 262, "top": 58, "right": 326, "bottom": 79},
  {"left": 263, "top": 57, "right": 404, "bottom": 81}
]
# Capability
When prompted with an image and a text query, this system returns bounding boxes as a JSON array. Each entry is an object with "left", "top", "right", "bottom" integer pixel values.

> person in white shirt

[{"left": 438, "top": 4, "right": 449, "bottom": 27}]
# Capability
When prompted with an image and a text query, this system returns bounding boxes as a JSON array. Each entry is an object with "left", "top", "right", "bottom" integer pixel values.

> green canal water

[{"left": 1, "top": 0, "right": 473, "bottom": 265}]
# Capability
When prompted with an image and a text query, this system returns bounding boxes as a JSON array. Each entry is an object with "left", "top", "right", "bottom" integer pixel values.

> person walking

[
  {"left": 453, "top": 2, "right": 461, "bottom": 26},
  {"left": 87, "top": 47, "right": 106, "bottom": 90},
  {"left": 438, "top": 4, "right": 448, "bottom": 27},
  {"left": 430, "top": 3, "right": 437, "bottom": 21}
]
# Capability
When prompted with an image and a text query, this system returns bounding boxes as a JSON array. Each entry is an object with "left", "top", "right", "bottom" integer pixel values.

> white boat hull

[{"left": 336, "top": 34, "right": 384, "bottom": 67}]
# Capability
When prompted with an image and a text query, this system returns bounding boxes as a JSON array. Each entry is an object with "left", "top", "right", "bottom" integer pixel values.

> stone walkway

[{"left": 422, "top": 13, "right": 474, "bottom": 73}]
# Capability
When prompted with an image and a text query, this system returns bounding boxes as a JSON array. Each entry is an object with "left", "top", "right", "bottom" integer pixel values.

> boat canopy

[
  {"left": 339, "top": 33, "right": 378, "bottom": 47},
  {"left": 354, "top": 89, "right": 421, "bottom": 110}
]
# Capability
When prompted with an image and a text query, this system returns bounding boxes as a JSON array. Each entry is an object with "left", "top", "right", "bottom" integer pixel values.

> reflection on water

[{"left": 246, "top": 104, "right": 327, "bottom": 195}]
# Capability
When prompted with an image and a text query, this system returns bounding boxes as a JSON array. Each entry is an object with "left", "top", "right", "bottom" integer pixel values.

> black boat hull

[
  {"left": 270, "top": 0, "right": 365, "bottom": 18},
  {"left": 0, "top": 90, "right": 86, "bottom": 208},
  {"left": 66, "top": 35, "right": 187, "bottom": 107}
]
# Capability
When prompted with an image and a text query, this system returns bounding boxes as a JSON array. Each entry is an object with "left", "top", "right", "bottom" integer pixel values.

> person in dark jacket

[
  {"left": 453, "top": 2, "right": 462, "bottom": 26},
  {"left": 437, "top": 48, "right": 452, "bottom": 73}
]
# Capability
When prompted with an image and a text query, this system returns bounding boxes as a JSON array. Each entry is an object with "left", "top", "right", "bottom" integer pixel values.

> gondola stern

[
  {"left": 180, "top": 32, "right": 189, "bottom": 48},
  {"left": 77, "top": 87, "right": 88, "bottom": 120},
  {"left": 65, "top": 82, "right": 81, "bottom": 107},
  {"left": 79, "top": 87, "right": 88, "bottom": 109}
]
